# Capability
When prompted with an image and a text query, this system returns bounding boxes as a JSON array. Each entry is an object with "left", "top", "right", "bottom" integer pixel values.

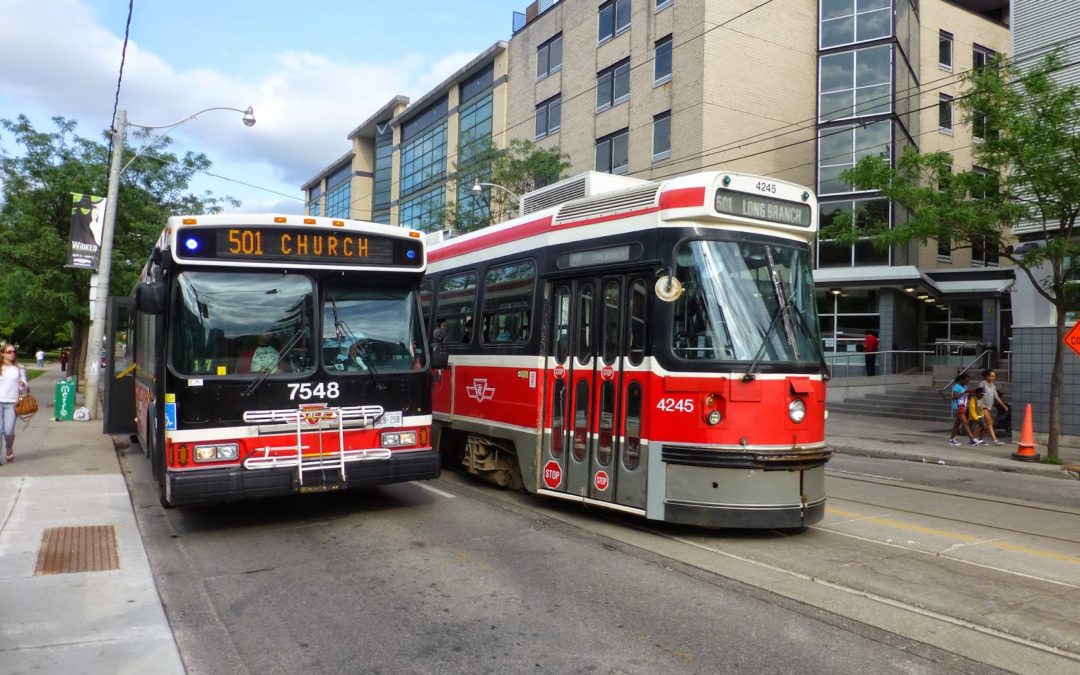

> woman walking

[
  {"left": 978, "top": 368, "right": 1009, "bottom": 445},
  {"left": 0, "top": 343, "right": 29, "bottom": 463}
]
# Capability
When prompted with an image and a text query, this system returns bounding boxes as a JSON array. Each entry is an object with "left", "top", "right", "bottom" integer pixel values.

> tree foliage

[
  {"left": 821, "top": 51, "right": 1080, "bottom": 457},
  {"left": 438, "top": 137, "right": 571, "bottom": 232},
  {"left": 0, "top": 114, "right": 238, "bottom": 372}
]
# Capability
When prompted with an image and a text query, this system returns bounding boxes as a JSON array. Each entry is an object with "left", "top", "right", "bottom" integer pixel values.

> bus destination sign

[
  {"left": 714, "top": 189, "right": 812, "bottom": 228},
  {"left": 175, "top": 226, "right": 422, "bottom": 267}
]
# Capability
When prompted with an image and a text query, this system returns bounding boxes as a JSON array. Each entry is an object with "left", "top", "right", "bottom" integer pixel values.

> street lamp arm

[
  {"left": 120, "top": 106, "right": 255, "bottom": 175},
  {"left": 471, "top": 178, "right": 523, "bottom": 218}
]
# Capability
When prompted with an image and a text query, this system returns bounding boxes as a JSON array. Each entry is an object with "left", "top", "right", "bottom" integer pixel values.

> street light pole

[
  {"left": 83, "top": 109, "right": 126, "bottom": 419},
  {"left": 83, "top": 105, "right": 255, "bottom": 419},
  {"left": 472, "top": 178, "right": 523, "bottom": 218}
]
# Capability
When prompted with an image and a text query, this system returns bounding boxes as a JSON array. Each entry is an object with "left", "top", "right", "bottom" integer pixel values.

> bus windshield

[
  {"left": 671, "top": 239, "right": 820, "bottom": 363},
  {"left": 322, "top": 282, "right": 425, "bottom": 372},
  {"left": 171, "top": 271, "right": 316, "bottom": 377}
]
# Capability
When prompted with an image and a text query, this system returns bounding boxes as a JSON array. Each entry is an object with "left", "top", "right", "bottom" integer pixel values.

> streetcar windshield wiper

[
  {"left": 742, "top": 301, "right": 787, "bottom": 382},
  {"left": 241, "top": 328, "right": 305, "bottom": 398}
]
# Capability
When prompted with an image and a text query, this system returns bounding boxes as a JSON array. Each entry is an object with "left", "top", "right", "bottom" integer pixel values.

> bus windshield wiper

[{"left": 241, "top": 328, "right": 305, "bottom": 398}]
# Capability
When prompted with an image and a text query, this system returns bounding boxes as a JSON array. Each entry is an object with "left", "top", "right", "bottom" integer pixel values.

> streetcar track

[{"left": 826, "top": 471, "right": 1080, "bottom": 546}]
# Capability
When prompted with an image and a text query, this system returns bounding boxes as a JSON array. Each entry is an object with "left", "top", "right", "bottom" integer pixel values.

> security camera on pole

[{"left": 83, "top": 106, "right": 255, "bottom": 419}]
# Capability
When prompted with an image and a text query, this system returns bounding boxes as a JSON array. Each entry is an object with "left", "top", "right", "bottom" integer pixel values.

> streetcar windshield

[
  {"left": 171, "top": 271, "right": 316, "bottom": 376},
  {"left": 671, "top": 239, "right": 820, "bottom": 363},
  {"left": 321, "top": 282, "right": 426, "bottom": 372}
]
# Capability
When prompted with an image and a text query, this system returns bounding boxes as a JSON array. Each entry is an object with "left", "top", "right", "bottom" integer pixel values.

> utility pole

[{"left": 84, "top": 110, "right": 125, "bottom": 419}]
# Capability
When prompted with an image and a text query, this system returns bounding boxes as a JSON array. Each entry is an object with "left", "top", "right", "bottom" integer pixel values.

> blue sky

[{"left": 0, "top": 0, "right": 520, "bottom": 213}]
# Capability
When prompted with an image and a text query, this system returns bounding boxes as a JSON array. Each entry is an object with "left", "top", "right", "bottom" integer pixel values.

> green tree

[
  {"left": 0, "top": 115, "right": 238, "bottom": 377},
  {"left": 822, "top": 51, "right": 1080, "bottom": 459},
  {"left": 439, "top": 137, "right": 570, "bottom": 232}
]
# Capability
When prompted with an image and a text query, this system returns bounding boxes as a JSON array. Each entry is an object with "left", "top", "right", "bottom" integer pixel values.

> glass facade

[
  {"left": 307, "top": 184, "right": 321, "bottom": 217},
  {"left": 819, "top": 44, "right": 892, "bottom": 121},
  {"left": 400, "top": 188, "right": 445, "bottom": 231},
  {"left": 819, "top": 0, "right": 891, "bottom": 49},
  {"left": 372, "top": 126, "right": 393, "bottom": 224},
  {"left": 817, "top": 120, "right": 892, "bottom": 195},
  {"left": 817, "top": 198, "right": 890, "bottom": 267},
  {"left": 400, "top": 122, "right": 448, "bottom": 198}
]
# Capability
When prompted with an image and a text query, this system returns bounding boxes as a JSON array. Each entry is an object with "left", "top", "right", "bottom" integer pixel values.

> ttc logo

[{"left": 466, "top": 378, "right": 496, "bottom": 402}]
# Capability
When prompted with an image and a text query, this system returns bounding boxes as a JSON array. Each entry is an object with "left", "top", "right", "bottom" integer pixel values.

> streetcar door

[
  {"left": 540, "top": 281, "right": 588, "bottom": 496},
  {"left": 103, "top": 296, "right": 137, "bottom": 435}
]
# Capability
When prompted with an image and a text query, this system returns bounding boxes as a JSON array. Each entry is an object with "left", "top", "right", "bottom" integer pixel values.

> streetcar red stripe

[{"left": 428, "top": 215, "right": 554, "bottom": 262}]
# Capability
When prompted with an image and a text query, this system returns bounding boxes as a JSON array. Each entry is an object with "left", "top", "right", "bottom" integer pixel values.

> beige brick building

[{"left": 304, "top": 0, "right": 1014, "bottom": 366}]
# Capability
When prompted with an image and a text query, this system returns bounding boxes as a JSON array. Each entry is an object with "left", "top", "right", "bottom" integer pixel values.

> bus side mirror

[{"left": 135, "top": 281, "right": 167, "bottom": 314}]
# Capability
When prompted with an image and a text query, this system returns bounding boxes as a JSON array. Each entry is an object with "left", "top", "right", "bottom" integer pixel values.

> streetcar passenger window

[
  {"left": 437, "top": 272, "right": 478, "bottom": 345},
  {"left": 623, "top": 381, "right": 642, "bottom": 470},
  {"left": 602, "top": 280, "right": 620, "bottom": 364},
  {"left": 170, "top": 271, "right": 316, "bottom": 377},
  {"left": 481, "top": 260, "right": 534, "bottom": 345},
  {"left": 322, "top": 283, "right": 426, "bottom": 373},
  {"left": 628, "top": 279, "right": 647, "bottom": 366},
  {"left": 573, "top": 379, "right": 589, "bottom": 462},
  {"left": 577, "top": 283, "right": 594, "bottom": 362}
]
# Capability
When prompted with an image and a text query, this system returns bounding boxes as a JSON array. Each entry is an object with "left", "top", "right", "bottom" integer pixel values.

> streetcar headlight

[
  {"left": 381, "top": 431, "right": 417, "bottom": 448},
  {"left": 707, "top": 410, "right": 722, "bottom": 425},
  {"left": 194, "top": 443, "right": 239, "bottom": 462},
  {"left": 788, "top": 399, "right": 807, "bottom": 423}
]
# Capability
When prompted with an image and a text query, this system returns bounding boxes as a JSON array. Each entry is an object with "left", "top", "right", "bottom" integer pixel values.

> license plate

[{"left": 375, "top": 411, "right": 402, "bottom": 427}]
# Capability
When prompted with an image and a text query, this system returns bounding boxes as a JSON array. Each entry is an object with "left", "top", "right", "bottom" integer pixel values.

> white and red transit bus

[
  {"left": 106, "top": 214, "right": 438, "bottom": 507},
  {"left": 423, "top": 170, "right": 830, "bottom": 528}
]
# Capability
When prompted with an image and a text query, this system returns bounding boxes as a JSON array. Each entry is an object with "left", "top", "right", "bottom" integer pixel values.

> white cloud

[{"left": 0, "top": 0, "right": 478, "bottom": 210}]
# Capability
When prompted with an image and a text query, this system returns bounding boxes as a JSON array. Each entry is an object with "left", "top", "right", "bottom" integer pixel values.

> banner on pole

[{"left": 67, "top": 193, "right": 106, "bottom": 270}]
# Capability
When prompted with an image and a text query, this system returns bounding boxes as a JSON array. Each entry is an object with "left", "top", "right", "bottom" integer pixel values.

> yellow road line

[{"left": 825, "top": 507, "right": 1080, "bottom": 564}]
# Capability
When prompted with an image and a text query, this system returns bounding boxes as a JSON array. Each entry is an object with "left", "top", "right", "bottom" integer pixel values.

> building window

[
  {"left": 656, "top": 0, "right": 672, "bottom": 10},
  {"left": 596, "top": 128, "right": 629, "bottom": 175},
  {"left": 535, "top": 95, "right": 561, "bottom": 140},
  {"left": 816, "top": 288, "right": 879, "bottom": 356},
  {"left": 400, "top": 122, "right": 447, "bottom": 198},
  {"left": 324, "top": 164, "right": 352, "bottom": 219},
  {"left": 537, "top": 34, "right": 563, "bottom": 79},
  {"left": 399, "top": 187, "right": 445, "bottom": 231},
  {"left": 819, "top": 44, "right": 892, "bottom": 121},
  {"left": 819, "top": 0, "right": 892, "bottom": 49},
  {"left": 817, "top": 198, "right": 891, "bottom": 267},
  {"left": 939, "top": 31, "right": 953, "bottom": 70},
  {"left": 307, "top": 185, "right": 321, "bottom": 217},
  {"left": 596, "top": 59, "right": 631, "bottom": 111},
  {"left": 652, "top": 111, "right": 671, "bottom": 161},
  {"left": 654, "top": 35, "right": 673, "bottom": 84},
  {"left": 598, "top": 0, "right": 630, "bottom": 43},
  {"left": 973, "top": 44, "right": 996, "bottom": 71},
  {"left": 818, "top": 120, "right": 892, "bottom": 195},
  {"left": 939, "top": 94, "right": 953, "bottom": 132},
  {"left": 458, "top": 93, "right": 493, "bottom": 164}
]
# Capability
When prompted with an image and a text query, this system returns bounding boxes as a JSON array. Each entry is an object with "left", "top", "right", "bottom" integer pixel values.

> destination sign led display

[
  {"left": 714, "top": 190, "right": 812, "bottom": 228},
  {"left": 174, "top": 226, "right": 423, "bottom": 267}
]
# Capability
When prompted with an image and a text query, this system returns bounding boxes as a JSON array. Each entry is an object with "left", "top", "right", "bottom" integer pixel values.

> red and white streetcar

[{"left": 424, "top": 170, "right": 830, "bottom": 528}]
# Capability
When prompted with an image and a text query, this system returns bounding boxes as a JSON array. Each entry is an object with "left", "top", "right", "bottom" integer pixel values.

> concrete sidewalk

[{"left": 0, "top": 364, "right": 183, "bottom": 674}]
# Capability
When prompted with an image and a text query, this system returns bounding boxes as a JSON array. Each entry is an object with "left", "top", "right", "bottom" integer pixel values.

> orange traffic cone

[{"left": 1011, "top": 403, "right": 1041, "bottom": 462}]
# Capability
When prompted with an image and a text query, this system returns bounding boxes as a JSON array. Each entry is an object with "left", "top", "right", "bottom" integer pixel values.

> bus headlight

[
  {"left": 707, "top": 410, "right": 722, "bottom": 425},
  {"left": 381, "top": 431, "right": 417, "bottom": 448},
  {"left": 194, "top": 443, "right": 239, "bottom": 462},
  {"left": 788, "top": 399, "right": 807, "bottom": 424}
]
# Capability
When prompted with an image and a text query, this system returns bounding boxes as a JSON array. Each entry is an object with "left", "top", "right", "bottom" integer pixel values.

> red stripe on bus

[{"left": 659, "top": 187, "right": 706, "bottom": 210}]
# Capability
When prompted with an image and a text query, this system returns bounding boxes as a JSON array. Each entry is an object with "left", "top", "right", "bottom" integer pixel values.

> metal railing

[
  {"left": 824, "top": 350, "right": 933, "bottom": 378},
  {"left": 935, "top": 349, "right": 994, "bottom": 401}
]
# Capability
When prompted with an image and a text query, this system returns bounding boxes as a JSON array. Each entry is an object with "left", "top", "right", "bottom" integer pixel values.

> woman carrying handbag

[{"left": 0, "top": 343, "right": 30, "bottom": 464}]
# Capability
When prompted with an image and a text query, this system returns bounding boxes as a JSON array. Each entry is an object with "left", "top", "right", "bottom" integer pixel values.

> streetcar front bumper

[{"left": 164, "top": 448, "right": 440, "bottom": 507}]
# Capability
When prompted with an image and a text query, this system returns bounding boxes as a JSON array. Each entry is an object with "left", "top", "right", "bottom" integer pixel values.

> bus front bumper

[{"left": 164, "top": 448, "right": 440, "bottom": 507}]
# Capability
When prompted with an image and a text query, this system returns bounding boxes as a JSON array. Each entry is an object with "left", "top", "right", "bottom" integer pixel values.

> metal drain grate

[{"left": 34, "top": 525, "right": 119, "bottom": 575}]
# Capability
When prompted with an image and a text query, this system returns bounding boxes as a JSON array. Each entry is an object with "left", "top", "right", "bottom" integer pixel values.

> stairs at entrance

[{"left": 828, "top": 384, "right": 956, "bottom": 423}]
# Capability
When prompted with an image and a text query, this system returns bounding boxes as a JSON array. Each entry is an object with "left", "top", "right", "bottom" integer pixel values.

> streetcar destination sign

[
  {"left": 175, "top": 226, "right": 423, "bottom": 267},
  {"left": 714, "top": 189, "right": 812, "bottom": 228}
]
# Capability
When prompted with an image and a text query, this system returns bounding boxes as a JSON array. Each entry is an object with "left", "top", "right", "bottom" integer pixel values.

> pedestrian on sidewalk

[
  {"left": 35, "top": 348, "right": 45, "bottom": 367},
  {"left": 59, "top": 347, "right": 69, "bottom": 374},
  {"left": 863, "top": 329, "right": 879, "bottom": 376},
  {"left": 947, "top": 372, "right": 982, "bottom": 446},
  {"left": 0, "top": 342, "right": 30, "bottom": 464},
  {"left": 978, "top": 368, "right": 1009, "bottom": 445}
]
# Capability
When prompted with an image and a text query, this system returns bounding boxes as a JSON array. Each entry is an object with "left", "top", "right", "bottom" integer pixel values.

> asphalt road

[{"left": 119, "top": 443, "right": 1079, "bottom": 675}]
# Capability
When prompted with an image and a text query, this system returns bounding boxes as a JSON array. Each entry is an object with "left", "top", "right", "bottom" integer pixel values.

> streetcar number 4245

[{"left": 656, "top": 397, "right": 695, "bottom": 413}]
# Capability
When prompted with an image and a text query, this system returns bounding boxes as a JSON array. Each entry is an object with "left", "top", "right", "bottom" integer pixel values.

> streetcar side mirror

[
  {"left": 135, "top": 281, "right": 167, "bottom": 315},
  {"left": 430, "top": 348, "right": 449, "bottom": 369}
]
